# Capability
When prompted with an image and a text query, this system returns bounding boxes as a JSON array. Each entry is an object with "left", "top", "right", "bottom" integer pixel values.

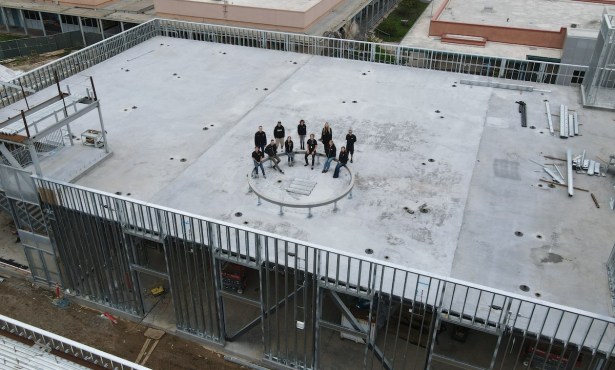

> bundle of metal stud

[
  {"left": 572, "top": 150, "right": 604, "bottom": 177},
  {"left": 558, "top": 104, "right": 579, "bottom": 138}
]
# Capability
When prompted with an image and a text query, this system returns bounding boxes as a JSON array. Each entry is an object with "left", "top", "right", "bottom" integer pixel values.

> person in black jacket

[
  {"left": 297, "top": 119, "right": 307, "bottom": 150},
  {"left": 320, "top": 122, "right": 332, "bottom": 153},
  {"left": 322, "top": 140, "right": 336, "bottom": 173},
  {"left": 273, "top": 121, "right": 285, "bottom": 152},
  {"left": 345, "top": 129, "right": 357, "bottom": 163},
  {"left": 304, "top": 133, "right": 317, "bottom": 169},
  {"left": 333, "top": 146, "right": 348, "bottom": 178},
  {"left": 254, "top": 126, "right": 267, "bottom": 153},
  {"left": 251, "top": 146, "right": 266, "bottom": 178},
  {"left": 284, "top": 136, "right": 295, "bottom": 166},
  {"left": 265, "top": 140, "right": 284, "bottom": 173}
]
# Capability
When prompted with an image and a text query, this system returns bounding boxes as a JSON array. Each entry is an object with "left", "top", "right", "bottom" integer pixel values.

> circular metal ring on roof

[{"left": 248, "top": 151, "right": 354, "bottom": 216}]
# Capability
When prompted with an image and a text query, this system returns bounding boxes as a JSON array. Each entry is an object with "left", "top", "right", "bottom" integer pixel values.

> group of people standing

[{"left": 251, "top": 120, "right": 357, "bottom": 179}]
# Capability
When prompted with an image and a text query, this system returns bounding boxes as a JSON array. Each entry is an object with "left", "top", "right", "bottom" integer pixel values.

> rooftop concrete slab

[
  {"left": 4, "top": 36, "right": 615, "bottom": 317},
  {"left": 440, "top": 0, "right": 613, "bottom": 31},
  {"left": 401, "top": 0, "right": 612, "bottom": 60}
]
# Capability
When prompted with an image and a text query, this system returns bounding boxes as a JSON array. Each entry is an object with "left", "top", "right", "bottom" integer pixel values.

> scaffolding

[{"left": 0, "top": 75, "right": 108, "bottom": 178}]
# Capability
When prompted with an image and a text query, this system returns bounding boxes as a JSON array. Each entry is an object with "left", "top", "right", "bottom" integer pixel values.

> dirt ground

[
  {"left": 2, "top": 49, "right": 73, "bottom": 72},
  {"left": 0, "top": 277, "right": 244, "bottom": 369}
]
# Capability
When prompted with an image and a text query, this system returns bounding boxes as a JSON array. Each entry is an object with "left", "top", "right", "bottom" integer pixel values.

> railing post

[{"left": 370, "top": 42, "right": 376, "bottom": 62}]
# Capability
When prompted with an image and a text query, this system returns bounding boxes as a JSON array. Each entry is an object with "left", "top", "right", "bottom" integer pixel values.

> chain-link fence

[{"left": 0, "top": 31, "right": 104, "bottom": 60}]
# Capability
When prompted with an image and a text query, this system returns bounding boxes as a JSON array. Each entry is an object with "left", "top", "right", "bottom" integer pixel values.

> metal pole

[
  {"left": 313, "top": 273, "right": 322, "bottom": 368},
  {"left": 54, "top": 70, "right": 68, "bottom": 116},
  {"left": 19, "top": 9, "right": 27, "bottom": 35},
  {"left": 38, "top": 12, "right": 46, "bottom": 37},
  {"left": 96, "top": 103, "right": 109, "bottom": 153},
  {"left": 89, "top": 76, "right": 98, "bottom": 101},
  {"left": 53, "top": 70, "right": 74, "bottom": 145},
  {"left": 98, "top": 18, "right": 104, "bottom": 39},
  {"left": 18, "top": 81, "right": 29, "bottom": 110},
  {"left": 77, "top": 16, "right": 86, "bottom": 46},
  {"left": 58, "top": 14, "right": 64, "bottom": 34},
  {"left": 28, "top": 143, "right": 43, "bottom": 176},
  {"left": 567, "top": 148, "right": 573, "bottom": 197},
  {"left": 20, "top": 110, "right": 30, "bottom": 138},
  {"left": 1, "top": 8, "right": 10, "bottom": 33}
]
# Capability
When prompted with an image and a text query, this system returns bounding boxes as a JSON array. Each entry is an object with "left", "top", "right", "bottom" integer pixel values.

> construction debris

[
  {"left": 102, "top": 312, "right": 118, "bottom": 324},
  {"left": 136, "top": 328, "right": 165, "bottom": 366},
  {"left": 566, "top": 149, "right": 573, "bottom": 197},
  {"left": 560, "top": 105, "right": 568, "bottom": 138},
  {"left": 539, "top": 179, "right": 589, "bottom": 192},
  {"left": 544, "top": 167, "right": 565, "bottom": 184},
  {"left": 572, "top": 151, "right": 606, "bottom": 176},
  {"left": 544, "top": 155, "right": 566, "bottom": 162},
  {"left": 556, "top": 105, "right": 580, "bottom": 138},
  {"left": 545, "top": 101, "right": 554, "bottom": 135},
  {"left": 52, "top": 297, "right": 70, "bottom": 309},
  {"left": 516, "top": 101, "right": 527, "bottom": 127},
  {"left": 539, "top": 149, "right": 614, "bottom": 209}
]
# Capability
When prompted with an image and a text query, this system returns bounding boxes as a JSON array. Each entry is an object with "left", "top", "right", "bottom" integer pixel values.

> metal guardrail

[
  {"left": 0, "top": 313, "right": 150, "bottom": 370},
  {"left": 32, "top": 178, "right": 615, "bottom": 351},
  {"left": 156, "top": 18, "right": 589, "bottom": 87},
  {"left": 607, "top": 243, "right": 615, "bottom": 311},
  {"left": 1, "top": 19, "right": 159, "bottom": 107},
  {"left": 0, "top": 17, "right": 595, "bottom": 109}
]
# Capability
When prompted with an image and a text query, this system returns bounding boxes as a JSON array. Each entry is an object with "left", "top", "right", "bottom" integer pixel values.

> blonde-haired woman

[{"left": 321, "top": 122, "right": 332, "bottom": 153}]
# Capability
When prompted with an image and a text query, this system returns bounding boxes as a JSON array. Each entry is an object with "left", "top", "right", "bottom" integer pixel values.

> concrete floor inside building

[{"left": 1, "top": 34, "right": 614, "bottom": 323}]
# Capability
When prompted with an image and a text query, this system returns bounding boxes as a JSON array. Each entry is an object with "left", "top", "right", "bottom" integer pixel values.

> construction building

[{"left": 0, "top": 11, "right": 614, "bottom": 370}]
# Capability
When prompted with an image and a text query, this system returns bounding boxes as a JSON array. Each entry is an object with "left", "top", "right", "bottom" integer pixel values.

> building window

[
  {"left": 23, "top": 10, "right": 40, "bottom": 20},
  {"left": 61, "top": 15, "right": 79, "bottom": 25},
  {"left": 572, "top": 70, "right": 585, "bottom": 84},
  {"left": 81, "top": 17, "right": 98, "bottom": 28}
]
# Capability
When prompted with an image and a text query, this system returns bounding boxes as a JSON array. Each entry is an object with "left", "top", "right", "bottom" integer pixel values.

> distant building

[{"left": 404, "top": 0, "right": 613, "bottom": 67}]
